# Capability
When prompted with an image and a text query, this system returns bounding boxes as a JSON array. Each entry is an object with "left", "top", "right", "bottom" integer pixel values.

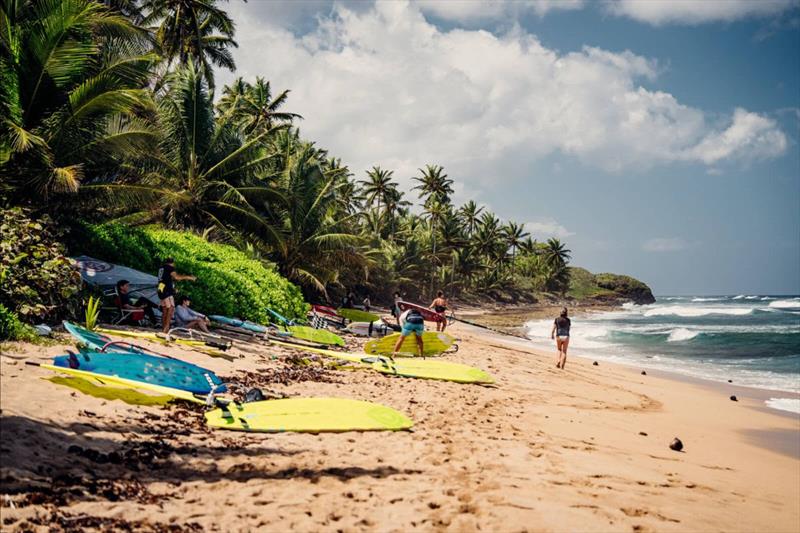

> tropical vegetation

[{"left": 0, "top": 0, "right": 578, "bottom": 324}]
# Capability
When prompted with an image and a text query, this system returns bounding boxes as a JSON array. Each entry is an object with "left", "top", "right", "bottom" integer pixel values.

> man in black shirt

[
  {"left": 116, "top": 280, "right": 157, "bottom": 325},
  {"left": 157, "top": 258, "right": 196, "bottom": 334}
]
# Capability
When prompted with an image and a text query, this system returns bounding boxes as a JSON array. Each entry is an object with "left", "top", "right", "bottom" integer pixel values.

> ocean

[{"left": 525, "top": 296, "right": 800, "bottom": 414}]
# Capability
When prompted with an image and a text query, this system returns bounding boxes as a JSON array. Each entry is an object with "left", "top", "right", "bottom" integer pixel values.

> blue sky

[{"left": 218, "top": 0, "right": 800, "bottom": 295}]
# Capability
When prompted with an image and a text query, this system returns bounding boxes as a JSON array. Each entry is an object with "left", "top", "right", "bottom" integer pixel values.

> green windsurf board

[
  {"left": 268, "top": 340, "right": 494, "bottom": 384},
  {"left": 205, "top": 397, "right": 412, "bottom": 432},
  {"left": 364, "top": 331, "right": 455, "bottom": 357}
]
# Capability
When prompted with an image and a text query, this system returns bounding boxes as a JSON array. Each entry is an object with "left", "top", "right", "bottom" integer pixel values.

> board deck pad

[
  {"left": 338, "top": 308, "right": 380, "bottom": 323},
  {"left": 205, "top": 398, "right": 413, "bottom": 432},
  {"left": 397, "top": 301, "right": 445, "bottom": 323},
  {"left": 268, "top": 340, "right": 494, "bottom": 384},
  {"left": 52, "top": 349, "right": 226, "bottom": 395},
  {"left": 365, "top": 331, "right": 455, "bottom": 356}
]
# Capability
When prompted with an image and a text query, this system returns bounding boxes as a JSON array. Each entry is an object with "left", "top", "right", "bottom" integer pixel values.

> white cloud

[
  {"left": 606, "top": 0, "right": 799, "bottom": 26},
  {"left": 642, "top": 237, "right": 688, "bottom": 252},
  {"left": 415, "top": 0, "right": 585, "bottom": 22},
  {"left": 220, "top": 0, "right": 787, "bottom": 193},
  {"left": 689, "top": 108, "right": 789, "bottom": 164},
  {"left": 526, "top": 219, "right": 575, "bottom": 239}
]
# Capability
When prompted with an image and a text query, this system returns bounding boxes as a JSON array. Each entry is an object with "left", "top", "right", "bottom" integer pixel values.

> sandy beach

[{"left": 1, "top": 322, "right": 799, "bottom": 532}]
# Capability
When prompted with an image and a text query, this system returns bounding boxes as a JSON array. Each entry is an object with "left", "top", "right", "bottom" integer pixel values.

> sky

[{"left": 216, "top": 0, "right": 800, "bottom": 295}]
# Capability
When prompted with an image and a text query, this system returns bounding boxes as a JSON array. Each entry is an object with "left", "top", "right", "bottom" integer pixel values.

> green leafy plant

[
  {"left": 85, "top": 296, "right": 101, "bottom": 331},
  {"left": 0, "top": 208, "right": 82, "bottom": 322},
  {"left": 0, "top": 304, "right": 37, "bottom": 342},
  {"left": 79, "top": 223, "right": 308, "bottom": 323}
]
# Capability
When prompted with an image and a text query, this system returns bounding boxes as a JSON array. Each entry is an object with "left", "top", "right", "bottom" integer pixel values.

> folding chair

[{"left": 102, "top": 287, "right": 146, "bottom": 326}]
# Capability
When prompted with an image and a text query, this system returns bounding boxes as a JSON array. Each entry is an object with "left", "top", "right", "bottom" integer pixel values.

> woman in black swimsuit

[
  {"left": 430, "top": 290, "right": 448, "bottom": 332},
  {"left": 550, "top": 307, "right": 571, "bottom": 369}
]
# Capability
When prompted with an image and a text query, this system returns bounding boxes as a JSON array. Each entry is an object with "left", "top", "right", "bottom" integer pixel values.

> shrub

[
  {"left": 78, "top": 224, "right": 308, "bottom": 323},
  {"left": 0, "top": 303, "right": 38, "bottom": 341},
  {"left": 0, "top": 208, "right": 82, "bottom": 322}
]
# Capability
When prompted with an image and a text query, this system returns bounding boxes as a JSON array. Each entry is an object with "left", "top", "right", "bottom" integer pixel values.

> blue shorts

[{"left": 401, "top": 322, "right": 424, "bottom": 337}]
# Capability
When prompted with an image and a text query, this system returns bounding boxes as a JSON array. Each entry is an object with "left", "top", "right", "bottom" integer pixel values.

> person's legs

[
  {"left": 415, "top": 330, "right": 424, "bottom": 357},
  {"left": 559, "top": 337, "right": 569, "bottom": 369},
  {"left": 393, "top": 329, "right": 410, "bottom": 353},
  {"left": 135, "top": 296, "right": 157, "bottom": 324},
  {"left": 161, "top": 296, "right": 174, "bottom": 334},
  {"left": 555, "top": 338, "right": 564, "bottom": 368},
  {"left": 186, "top": 319, "right": 209, "bottom": 333}
]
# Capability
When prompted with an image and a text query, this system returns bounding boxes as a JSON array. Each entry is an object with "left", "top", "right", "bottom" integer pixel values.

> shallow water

[{"left": 525, "top": 296, "right": 800, "bottom": 413}]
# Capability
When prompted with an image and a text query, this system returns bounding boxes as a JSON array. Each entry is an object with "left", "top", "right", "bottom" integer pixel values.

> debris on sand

[{"left": 669, "top": 437, "right": 683, "bottom": 452}]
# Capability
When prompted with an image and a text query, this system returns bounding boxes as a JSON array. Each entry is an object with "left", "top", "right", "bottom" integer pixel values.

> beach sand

[{"left": 1, "top": 323, "right": 799, "bottom": 532}]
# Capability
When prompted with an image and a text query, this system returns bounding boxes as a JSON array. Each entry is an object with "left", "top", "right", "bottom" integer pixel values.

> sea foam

[
  {"left": 765, "top": 398, "right": 800, "bottom": 414},
  {"left": 644, "top": 306, "right": 753, "bottom": 317},
  {"left": 667, "top": 328, "right": 699, "bottom": 342},
  {"left": 769, "top": 299, "right": 800, "bottom": 309}
]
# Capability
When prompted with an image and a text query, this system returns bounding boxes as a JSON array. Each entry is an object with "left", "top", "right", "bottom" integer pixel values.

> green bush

[
  {"left": 78, "top": 224, "right": 308, "bottom": 323},
  {"left": 0, "top": 208, "right": 82, "bottom": 321},
  {"left": 0, "top": 303, "right": 38, "bottom": 341}
]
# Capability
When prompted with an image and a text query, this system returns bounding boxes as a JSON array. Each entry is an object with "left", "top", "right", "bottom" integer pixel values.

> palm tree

[
  {"left": 0, "top": 0, "right": 156, "bottom": 204},
  {"left": 382, "top": 187, "right": 410, "bottom": 239},
  {"left": 475, "top": 211, "right": 503, "bottom": 261},
  {"left": 266, "top": 142, "right": 364, "bottom": 293},
  {"left": 86, "top": 61, "right": 283, "bottom": 238},
  {"left": 217, "top": 77, "right": 301, "bottom": 135},
  {"left": 359, "top": 166, "right": 396, "bottom": 220},
  {"left": 518, "top": 235, "right": 538, "bottom": 256},
  {"left": 458, "top": 200, "right": 483, "bottom": 236},
  {"left": 143, "top": 0, "right": 237, "bottom": 90},
  {"left": 413, "top": 164, "right": 454, "bottom": 207},
  {"left": 503, "top": 221, "right": 530, "bottom": 276},
  {"left": 543, "top": 238, "right": 571, "bottom": 269}
]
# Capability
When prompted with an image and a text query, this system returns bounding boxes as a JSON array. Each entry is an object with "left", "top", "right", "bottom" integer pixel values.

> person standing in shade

[
  {"left": 362, "top": 294, "right": 372, "bottom": 312},
  {"left": 550, "top": 307, "right": 571, "bottom": 369},
  {"left": 393, "top": 308, "right": 425, "bottom": 357},
  {"left": 157, "top": 258, "right": 196, "bottom": 334},
  {"left": 429, "top": 290, "right": 449, "bottom": 332}
]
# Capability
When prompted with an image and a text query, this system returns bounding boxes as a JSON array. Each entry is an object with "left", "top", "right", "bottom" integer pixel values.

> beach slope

[{"left": 1, "top": 324, "right": 798, "bottom": 532}]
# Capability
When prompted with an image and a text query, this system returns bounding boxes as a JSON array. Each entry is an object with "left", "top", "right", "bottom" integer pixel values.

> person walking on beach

[
  {"left": 157, "top": 258, "right": 196, "bottom": 334},
  {"left": 430, "top": 290, "right": 449, "bottom": 332},
  {"left": 394, "top": 308, "right": 425, "bottom": 356},
  {"left": 551, "top": 307, "right": 571, "bottom": 369}
]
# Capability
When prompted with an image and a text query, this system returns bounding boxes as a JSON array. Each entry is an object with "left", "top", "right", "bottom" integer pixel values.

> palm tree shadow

[{"left": 0, "top": 414, "right": 422, "bottom": 507}]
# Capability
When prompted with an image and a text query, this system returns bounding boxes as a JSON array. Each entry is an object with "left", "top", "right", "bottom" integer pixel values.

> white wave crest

[
  {"left": 769, "top": 299, "right": 800, "bottom": 309},
  {"left": 765, "top": 398, "right": 800, "bottom": 415},
  {"left": 667, "top": 328, "right": 699, "bottom": 342},
  {"left": 644, "top": 306, "right": 753, "bottom": 317},
  {"left": 732, "top": 295, "right": 746, "bottom": 300},
  {"left": 691, "top": 297, "right": 725, "bottom": 302}
]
